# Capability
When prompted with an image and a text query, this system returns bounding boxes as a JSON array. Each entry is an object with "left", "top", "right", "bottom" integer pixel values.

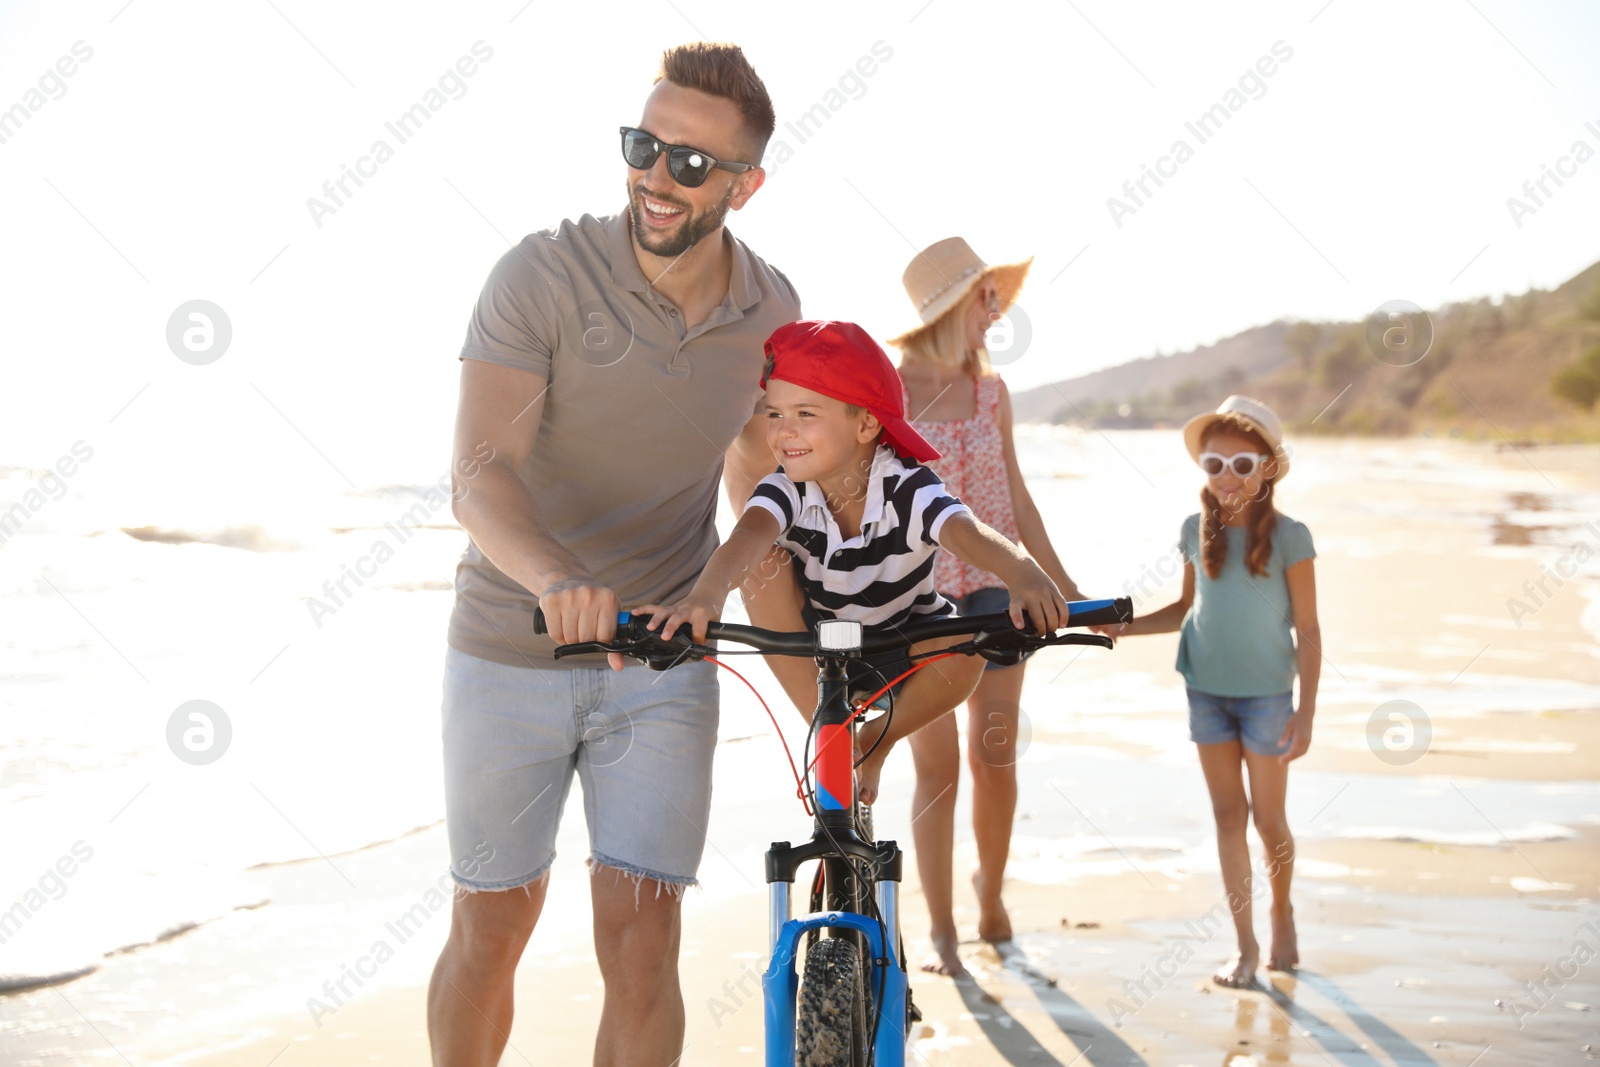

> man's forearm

[{"left": 453, "top": 463, "right": 592, "bottom": 595}]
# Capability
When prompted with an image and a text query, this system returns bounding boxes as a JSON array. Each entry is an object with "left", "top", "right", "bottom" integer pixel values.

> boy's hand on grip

[
  {"left": 1007, "top": 562, "right": 1068, "bottom": 634},
  {"left": 637, "top": 592, "right": 724, "bottom": 646}
]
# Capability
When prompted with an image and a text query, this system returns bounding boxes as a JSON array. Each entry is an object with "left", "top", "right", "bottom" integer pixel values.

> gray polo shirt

[{"left": 450, "top": 210, "right": 802, "bottom": 668}]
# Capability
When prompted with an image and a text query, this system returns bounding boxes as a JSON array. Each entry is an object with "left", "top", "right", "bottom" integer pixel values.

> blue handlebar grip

[{"left": 1065, "top": 597, "right": 1134, "bottom": 627}]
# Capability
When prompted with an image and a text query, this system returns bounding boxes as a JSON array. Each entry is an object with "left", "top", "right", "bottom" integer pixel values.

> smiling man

[{"left": 428, "top": 43, "right": 800, "bottom": 1067}]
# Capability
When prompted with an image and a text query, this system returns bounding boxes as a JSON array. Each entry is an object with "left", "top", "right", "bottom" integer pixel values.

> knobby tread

[{"left": 795, "top": 936, "right": 865, "bottom": 1067}]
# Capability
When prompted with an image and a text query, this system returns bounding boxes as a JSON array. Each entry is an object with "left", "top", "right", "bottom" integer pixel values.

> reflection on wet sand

[
  {"left": 1226, "top": 991, "right": 1292, "bottom": 1065},
  {"left": 1212, "top": 970, "right": 1450, "bottom": 1067}
]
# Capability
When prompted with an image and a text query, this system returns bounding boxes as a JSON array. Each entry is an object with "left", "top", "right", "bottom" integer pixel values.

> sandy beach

[{"left": 5, "top": 432, "right": 1600, "bottom": 1065}]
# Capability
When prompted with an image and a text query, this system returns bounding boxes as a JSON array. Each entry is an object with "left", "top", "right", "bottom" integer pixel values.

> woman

[{"left": 888, "top": 237, "right": 1085, "bottom": 976}]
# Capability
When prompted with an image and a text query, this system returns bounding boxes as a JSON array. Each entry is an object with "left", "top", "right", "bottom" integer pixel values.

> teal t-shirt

[{"left": 1175, "top": 512, "right": 1316, "bottom": 698}]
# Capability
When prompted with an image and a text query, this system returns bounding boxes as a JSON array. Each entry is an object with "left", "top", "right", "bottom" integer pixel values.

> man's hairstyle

[{"left": 655, "top": 42, "right": 776, "bottom": 162}]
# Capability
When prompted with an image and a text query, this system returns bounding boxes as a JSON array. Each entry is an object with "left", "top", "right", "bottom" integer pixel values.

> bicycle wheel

[{"left": 795, "top": 936, "right": 869, "bottom": 1067}]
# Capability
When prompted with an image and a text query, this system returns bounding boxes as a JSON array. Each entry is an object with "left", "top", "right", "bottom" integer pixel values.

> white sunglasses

[{"left": 1198, "top": 451, "right": 1272, "bottom": 478}]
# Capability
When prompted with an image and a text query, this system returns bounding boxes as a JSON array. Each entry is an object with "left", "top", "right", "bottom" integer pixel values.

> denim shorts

[
  {"left": 950, "top": 586, "right": 1035, "bottom": 672},
  {"left": 1186, "top": 688, "right": 1294, "bottom": 755},
  {"left": 441, "top": 647, "right": 720, "bottom": 891}
]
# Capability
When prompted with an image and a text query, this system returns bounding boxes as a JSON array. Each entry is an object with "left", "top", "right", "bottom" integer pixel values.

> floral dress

[{"left": 905, "top": 375, "right": 1020, "bottom": 598}]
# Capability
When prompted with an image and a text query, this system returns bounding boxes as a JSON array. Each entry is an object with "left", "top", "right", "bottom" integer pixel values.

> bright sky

[{"left": 2, "top": 0, "right": 1598, "bottom": 491}]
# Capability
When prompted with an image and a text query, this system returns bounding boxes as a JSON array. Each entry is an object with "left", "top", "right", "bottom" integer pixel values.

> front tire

[{"left": 796, "top": 936, "right": 868, "bottom": 1067}]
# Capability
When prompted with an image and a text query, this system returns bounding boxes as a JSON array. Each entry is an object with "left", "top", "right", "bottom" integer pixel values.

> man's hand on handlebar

[
  {"left": 539, "top": 577, "right": 625, "bottom": 671},
  {"left": 636, "top": 590, "right": 727, "bottom": 647},
  {"left": 1006, "top": 560, "right": 1071, "bottom": 635}
]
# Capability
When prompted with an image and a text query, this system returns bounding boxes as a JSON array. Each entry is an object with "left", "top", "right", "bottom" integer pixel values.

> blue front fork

[{"left": 762, "top": 895, "right": 908, "bottom": 1066}]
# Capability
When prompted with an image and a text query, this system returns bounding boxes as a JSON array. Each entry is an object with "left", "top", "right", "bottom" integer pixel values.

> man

[{"left": 428, "top": 42, "right": 800, "bottom": 1066}]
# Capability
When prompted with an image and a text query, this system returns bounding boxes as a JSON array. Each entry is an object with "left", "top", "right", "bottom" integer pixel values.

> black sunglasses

[{"left": 619, "top": 126, "right": 755, "bottom": 188}]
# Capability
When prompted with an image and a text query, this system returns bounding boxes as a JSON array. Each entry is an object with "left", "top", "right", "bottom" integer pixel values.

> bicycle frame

[{"left": 762, "top": 648, "right": 907, "bottom": 1066}]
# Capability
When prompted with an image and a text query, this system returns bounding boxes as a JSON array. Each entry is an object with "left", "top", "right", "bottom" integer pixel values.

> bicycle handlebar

[{"left": 532, "top": 597, "right": 1132, "bottom": 667}]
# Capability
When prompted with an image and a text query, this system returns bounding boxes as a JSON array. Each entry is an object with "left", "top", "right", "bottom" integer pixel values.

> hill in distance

[{"left": 1012, "top": 257, "right": 1600, "bottom": 442}]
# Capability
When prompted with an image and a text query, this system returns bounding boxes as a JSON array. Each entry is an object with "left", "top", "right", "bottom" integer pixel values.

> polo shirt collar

[
  {"left": 606, "top": 210, "right": 650, "bottom": 294},
  {"left": 606, "top": 207, "right": 761, "bottom": 311},
  {"left": 725, "top": 230, "right": 759, "bottom": 311},
  {"left": 858, "top": 446, "right": 896, "bottom": 530},
  {"left": 798, "top": 446, "right": 897, "bottom": 536}
]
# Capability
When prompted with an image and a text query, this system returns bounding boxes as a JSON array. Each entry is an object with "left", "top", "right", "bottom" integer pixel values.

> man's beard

[{"left": 628, "top": 181, "right": 734, "bottom": 258}]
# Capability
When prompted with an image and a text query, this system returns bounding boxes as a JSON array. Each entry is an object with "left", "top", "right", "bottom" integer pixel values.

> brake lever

[
  {"left": 964, "top": 626, "right": 1114, "bottom": 655},
  {"left": 939, "top": 626, "right": 1032, "bottom": 667},
  {"left": 550, "top": 640, "right": 629, "bottom": 661},
  {"left": 549, "top": 625, "right": 713, "bottom": 669},
  {"left": 1046, "top": 632, "right": 1115, "bottom": 650}
]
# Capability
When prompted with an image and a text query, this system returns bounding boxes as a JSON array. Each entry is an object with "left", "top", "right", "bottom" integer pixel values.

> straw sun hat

[
  {"left": 1182, "top": 395, "right": 1292, "bottom": 480},
  {"left": 887, "top": 237, "right": 1033, "bottom": 347}
]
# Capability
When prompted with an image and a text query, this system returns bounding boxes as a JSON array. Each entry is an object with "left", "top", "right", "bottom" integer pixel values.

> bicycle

[{"left": 535, "top": 595, "right": 1132, "bottom": 1066}]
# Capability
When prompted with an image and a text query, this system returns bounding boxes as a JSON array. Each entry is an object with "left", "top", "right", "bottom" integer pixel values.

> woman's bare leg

[
  {"left": 908, "top": 714, "right": 966, "bottom": 976},
  {"left": 966, "top": 663, "right": 1026, "bottom": 943}
]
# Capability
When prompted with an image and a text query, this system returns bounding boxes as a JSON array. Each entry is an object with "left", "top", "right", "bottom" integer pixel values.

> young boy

[{"left": 641, "top": 319, "right": 1068, "bottom": 802}]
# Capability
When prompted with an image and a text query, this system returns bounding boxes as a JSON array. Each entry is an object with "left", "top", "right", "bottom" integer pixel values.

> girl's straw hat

[
  {"left": 887, "top": 237, "right": 1033, "bottom": 347},
  {"left": 1182, "top": 395, "right": 1292, "bottom": 480}
]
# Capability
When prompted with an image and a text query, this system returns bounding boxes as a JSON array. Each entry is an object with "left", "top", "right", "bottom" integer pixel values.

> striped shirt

[{"left": 748, "top": 446, "right": 972, "bottom": 627}]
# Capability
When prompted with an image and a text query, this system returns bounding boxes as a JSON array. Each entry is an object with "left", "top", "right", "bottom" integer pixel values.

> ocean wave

[
  {"left": 119, "top": 525, "right": 304, "bottom": 552},
  {"left": 0, "top": 961, "right": 99, "bottom": 995},
  {"left": 1334, "top": 821, "right": 1576, "bottom": 847},
  {"left": 344, "top": 482, "right": 456, "bottom": 502},
  {"left": 329, "top": 523, "right": 460, "bottom": 535},
  {"left": 244, "top": 820, "right": 442, "bottom": 870},
  {"left": 0, "top": 876, "right": 270, "bottom": 995},
  {"left": 999, "top": 831, "right": 1225, "bottom": 886},
  {"left": 1510, "top": 876, "right": 1576, "bottom": 892}
]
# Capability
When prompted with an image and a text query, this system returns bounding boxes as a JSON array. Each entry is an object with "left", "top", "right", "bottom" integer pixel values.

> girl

[
  {"left": 888, "top": 237, "right": 1086, "bottom": 976},
  {"left": 1099, "top": 395, "right": 1319, "bottom": 988}
]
